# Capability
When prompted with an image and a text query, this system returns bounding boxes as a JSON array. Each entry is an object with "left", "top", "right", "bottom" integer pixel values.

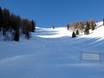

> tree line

[
  {"left": 66, "top": 20, "right": 96, "bottom": 38},
  {"left": 0, "top": 7, "right": 36, "bottom": 41}
]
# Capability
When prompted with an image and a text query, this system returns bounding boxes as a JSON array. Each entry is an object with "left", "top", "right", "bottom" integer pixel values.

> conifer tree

[
  {"left": 84, "top": 22, "right": 90, "bottom": 35},
  {"left": 31, "top": 20, "right": 35, "bottom": 32},
  {"left": 90, "top": 20, "right": 96, "bottom": 30},
  {"left": 22, "top": 19, "right": 31, "bottom": 39},
  {"left": 72, "top": 32, "right": 76, "bottom": 38},
  {"left": 91, "top": 24, "right": 95, "bottom": 30},
  {"left": 0, "top": 7, "right": 2, "bottom": 31},
  {"left": 84, "top": 26, "right": 89, "bottom": 35},
  {"left": 14, "top": 30, "right": 19, "bottom": 41},
  {"left": 2, "top": 8, "right": 10, "bottom": 30},
  {"left": 76, "top": 30, "right": 79, "bottom": 35}
]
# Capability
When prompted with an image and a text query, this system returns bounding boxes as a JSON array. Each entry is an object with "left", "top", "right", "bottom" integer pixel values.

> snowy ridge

[{"left": 0, "top": 21, "right": 104, "bottom": 78}]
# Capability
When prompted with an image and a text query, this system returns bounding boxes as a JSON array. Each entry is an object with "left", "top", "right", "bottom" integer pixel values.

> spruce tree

[
  {"left": 84, "top": 26, "right": 89, "bottom": 35},
  {"left": 31, "top": 20, "right": 35, "bottom": 32},
  {"left": 0, "top": 7, "right": 2, "bottom": 31},
  {"left": 72, "top": 32, "right": 76, "bottom": 38},
  {"left": 2, "top": 8, "right": 10, "bottom": 31},
  {"left": 22, "top": 19, "right": 31, "bottom": 39},
  {"left": 76, "top": 30, "right": 79, "bottom": 35},
  {"left": 84, "top": 22, "right": 90, "bottom": 35},
  {"left": 91, "top": 25, "right": 95, "bottom": 30},
  {"left": 14, "top": 30, "right": 19, "bottom": 41},
  {"left": 90, "top": 20, "right": 96, "bottom": 30}
]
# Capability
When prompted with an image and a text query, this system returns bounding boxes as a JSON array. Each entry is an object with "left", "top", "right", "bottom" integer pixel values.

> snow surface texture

[{"left": 0, "top": 22, "right": 104, "bottom": 78}]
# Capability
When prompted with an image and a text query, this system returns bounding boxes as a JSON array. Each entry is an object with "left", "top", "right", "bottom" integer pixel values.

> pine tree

[
  {"left": 2, "top": 8, "right": 10, "bottom": 31},
  {"left": 2, "top": 8, "right": 11, "bottom": 40},
  {"left": 14, "top": 30, "right": 19, "bottom": 41},
  {"left": 79, "top": 22, "right": 85, "bottom": 30},
  {"left": 84, "top": 26, "right": 89, "bottom": 35},
  {"left": 91, "top": 24, "right": 95, "bottom": 30},
  {"left": 31, "top": 20, "right": 35, "bottom": 32},
  {"left": 22, "top": 19, "right": 32, "bottom": 39},
  {"left": 76, "top": 30, "right": 79, "bottom": 35},
  {"left": 84, "top": 22, "right": 90, "bottom": 35},
  {"left": 72, "top": 32, "right": 76, "bottom": 38},
  {"left": 0, "top": 7, "right": 3, "bottom": 31},
  {"left": 90, "top": 20, "right": 96, "bottom": 30}
]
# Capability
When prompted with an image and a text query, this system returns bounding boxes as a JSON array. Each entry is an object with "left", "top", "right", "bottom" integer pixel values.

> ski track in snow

[{"left": 0, "top": 22, "right": 104, "bottom": 78}]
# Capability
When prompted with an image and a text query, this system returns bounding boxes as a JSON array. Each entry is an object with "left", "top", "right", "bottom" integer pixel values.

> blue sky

[{"left": 0, "top": 0, "right": 104, "bottom": 27}]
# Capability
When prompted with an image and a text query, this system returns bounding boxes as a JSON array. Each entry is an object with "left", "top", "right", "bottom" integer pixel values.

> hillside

[{"left": 0, "top": 22, "right": 104, "bottom": 78}]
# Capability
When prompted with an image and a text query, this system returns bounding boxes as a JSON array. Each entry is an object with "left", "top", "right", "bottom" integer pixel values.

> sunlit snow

[{"left": 0, "top": 22, "right": 104, "bottom": 78}]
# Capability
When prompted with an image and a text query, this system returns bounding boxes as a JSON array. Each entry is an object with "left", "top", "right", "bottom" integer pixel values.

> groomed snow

[
  {"left": 0, "top": 22, "right": 104, "bottom": 78},
  {"left": 37, "top": 27, "right": 72, "bottom": 38}
]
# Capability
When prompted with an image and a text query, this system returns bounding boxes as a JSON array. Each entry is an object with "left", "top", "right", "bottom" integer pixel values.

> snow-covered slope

[
  {"left": 80, "top": 21, "right": 104, "bottom": 39},
  {"left": 36, "top": 27, "right": 71, "bottom": 38},
  {"left": 0, "top": 22, "right": 104, "bottom": 78}
]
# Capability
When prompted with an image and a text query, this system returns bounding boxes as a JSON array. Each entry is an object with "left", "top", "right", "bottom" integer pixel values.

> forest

[{"left": 0, "top": 7, "right": 36, "bottom": 41}]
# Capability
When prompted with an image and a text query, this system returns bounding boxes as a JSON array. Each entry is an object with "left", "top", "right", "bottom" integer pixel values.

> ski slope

[{"left": 0, "top": 22, "right": 104, "bottom": 78}]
